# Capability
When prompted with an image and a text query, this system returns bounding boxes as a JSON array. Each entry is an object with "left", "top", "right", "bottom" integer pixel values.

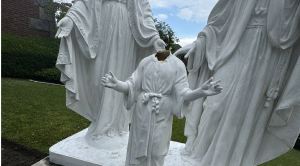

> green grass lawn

[
  {"left": 1, "top": 78, "right": 90, "bottom": 153},
  {"left": 2, "top": 78, "right": 300, "bottom": 165}
]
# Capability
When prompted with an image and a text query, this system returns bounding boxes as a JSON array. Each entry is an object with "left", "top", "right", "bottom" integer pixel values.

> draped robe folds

[
  {"left": 183, "top": 0, "right": 300, "bottom": 165},
  {"left": 56, "top": 0, "right": 159, "bottom": 146},
  {"left": 123, "top": 54, "right": 190, "bottom": 166}
]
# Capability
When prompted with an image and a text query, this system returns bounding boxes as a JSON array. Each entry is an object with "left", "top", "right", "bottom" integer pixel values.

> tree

[
  {"left": 154, "top": 19, "right": 180, "bottom": 53},
  {"left": 40, "top": 0, "right": 74, "bottom": 23}
]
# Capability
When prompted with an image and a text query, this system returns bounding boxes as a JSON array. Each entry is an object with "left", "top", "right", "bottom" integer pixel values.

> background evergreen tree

[
  {"left": 154, "top": 19, "right": 181, "bottom": 53},
  {"left": 40, "top": 0, "right": 74, "bottom": 23}
]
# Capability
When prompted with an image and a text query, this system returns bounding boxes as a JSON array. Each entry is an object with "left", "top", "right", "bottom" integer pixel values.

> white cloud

[
  {"left": 149, "top": 0, "right": 194, "bottom": 8},
  {"left": 60, "top": 0, "right": 217, "bottom": 23},
  {"left": 177, "top": 8, "right": 193, "bottom": 21},
  {"left": 177, "top": 37, "right": 197, "bottom": 47},
  {"left": 149, "top": 0, "right": 218, "bottom": 23},
  {"left": 154, "top": 14, "right": 168, "bottom": 21}
]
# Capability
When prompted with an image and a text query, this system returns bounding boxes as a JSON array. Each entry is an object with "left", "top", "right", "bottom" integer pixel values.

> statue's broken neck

[{"left": 155, "top": 50, "right": 171, "bottom": 61}]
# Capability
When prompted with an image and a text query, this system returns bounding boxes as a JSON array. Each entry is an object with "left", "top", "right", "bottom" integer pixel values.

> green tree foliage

[
  {"left": 40, "top": 0, "right": 74, "bottom": 23},
  {"left": 154, "top": 19, "right": 180, "bottom": 53}
]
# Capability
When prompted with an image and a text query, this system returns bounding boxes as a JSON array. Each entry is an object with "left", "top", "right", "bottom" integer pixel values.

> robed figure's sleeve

[
  {"left": 128, "top": 0, "right": 160, "bottom": 64},
  {"left": 171, "top": 60, "right": 192, "bottom": 119},
  {"left": 267, "top": 0, "right": 300, "bottom": 49},
  {"left": 66, "top": 0, "right": 101, "bottom": 59},
  {"left": 55, "top": 0, "right": 102, "bottom": 120},
  {"left": 123, "top": 58, "right": 146, "bottom": 110},
  {"left": 128, "top": 0, "right": 160, "bottom": 47}
]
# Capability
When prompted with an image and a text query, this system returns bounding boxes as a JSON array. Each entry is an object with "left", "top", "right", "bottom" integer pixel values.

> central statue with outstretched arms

[{"left": 55, "top": 0, "right": 166, "bottom": 150}]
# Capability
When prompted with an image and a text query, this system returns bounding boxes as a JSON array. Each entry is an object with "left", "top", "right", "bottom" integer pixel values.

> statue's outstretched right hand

[
  {"left": 173, "top": 42, "right": 196, "bottom": 59},
  {"left": 55, "top": 17, "right": 74, "bottom": 38},
  {"left": 200, "top": 77, "right": 222, "bottom": 96},
  {"left": 101, "top": 72, "right": 119, "bottom": 89}
]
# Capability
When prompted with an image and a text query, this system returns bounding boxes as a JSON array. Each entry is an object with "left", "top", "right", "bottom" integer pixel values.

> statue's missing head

[{"left": 155, "top": 50, "right": 170, "bottom": 61}]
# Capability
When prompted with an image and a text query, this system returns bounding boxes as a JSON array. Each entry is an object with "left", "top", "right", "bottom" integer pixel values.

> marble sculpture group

[{"left": 54, "top": 0, "right": 300, "bottom": 165}]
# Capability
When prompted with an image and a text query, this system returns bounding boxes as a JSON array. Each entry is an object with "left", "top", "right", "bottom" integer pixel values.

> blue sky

[
  {"left": 152, "top": 7, "right": 206, "bottom": 45},
  {"left": 149, "top": 0, "right": 218, "bottom": 46},
  {"left": 60, "top": 0, "right": 218, "bottom": 46}
]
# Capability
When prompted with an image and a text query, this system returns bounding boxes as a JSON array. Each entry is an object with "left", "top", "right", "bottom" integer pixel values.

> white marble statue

[
  {"left": 55, "top": 0, "right": 166, "bottom": 150},
  {"left": 101, "top": 50, "right": 222, "bottom": 166},
  {"left": 174, "top": 0, "right": 300, "bottom": 165}
]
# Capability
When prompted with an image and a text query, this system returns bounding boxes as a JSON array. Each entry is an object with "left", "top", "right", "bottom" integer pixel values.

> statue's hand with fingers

[
  {"left": 101, "top": 72, "right": 129, "bottom": 94},
  {"left": 173, "top": 42, "right": 196, "bottom": 59},
  {"left": 101, "top": 72, "right": 119, "bottom": 89},
  {"left": 200, "top": 78, "right": 222, "bottom": 96},
  {"left": 55, "top": 17, "right": 74, "bottom": 38},
  {"left": 183, "top": 77, "right": 222, "bottom": 103}
]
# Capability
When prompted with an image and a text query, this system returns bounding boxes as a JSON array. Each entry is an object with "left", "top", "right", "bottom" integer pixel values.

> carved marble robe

[
  {"left": 183, "top": 0, "right": 300, "bottom": 165},
  {"left": 124, "top": 54, "right": 190, "bottom": 166},
  {"left": 55, "top": 0, "right": 159, "bottom": 148}
]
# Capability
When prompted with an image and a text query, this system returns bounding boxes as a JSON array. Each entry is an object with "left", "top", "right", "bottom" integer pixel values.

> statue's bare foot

[
  {"left": 180, "top": 147, "right": 190, "bottom": 155},
  {"left": 92, "top": 134, "right": 103, "bottom": 140},
  {"left": 107, "top": 128, "right": 116, "bottom": 138}
]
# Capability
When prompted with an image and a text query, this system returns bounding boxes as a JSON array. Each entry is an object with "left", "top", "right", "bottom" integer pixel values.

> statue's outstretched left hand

[
  {"left": 200, "top": 77, "right": 222, "bottom": 96},
  {"left": 55, "top": 17, "right": 74, "bottom": 38},
  {"left": 101, "top": 72, "right": 119, "bottom": 89},
  {"left": 173, "top": 42, "right": 196, "bottom": 59},
  {"left": 154, "top": 39, "right": 166, "bottom": 52}
]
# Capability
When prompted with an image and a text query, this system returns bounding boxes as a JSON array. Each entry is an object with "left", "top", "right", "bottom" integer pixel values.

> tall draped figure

[
  {"left": 180, "top": 0, "right": 300, "bottom": 165},
  {"left": 55, "top": 0, "right": 163, "bottom": 149}
]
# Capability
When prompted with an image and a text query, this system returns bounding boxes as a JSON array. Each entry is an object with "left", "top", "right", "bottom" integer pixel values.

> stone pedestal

[{"left": 49, "top": 129, "right": 192, "bottom": 166}]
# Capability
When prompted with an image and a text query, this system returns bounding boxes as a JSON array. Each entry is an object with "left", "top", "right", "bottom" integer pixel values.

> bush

[
  {"left": 33, "top": 68, "right": 61, "bottom": 83},
  {"left": 295, "top": 135, "right": 300, "bottom": 150},
  {"left": 1, "top": 33, "right": 60, "bottom": 82}
]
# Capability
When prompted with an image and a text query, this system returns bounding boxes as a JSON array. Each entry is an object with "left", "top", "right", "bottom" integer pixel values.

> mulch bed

[{"left": 1, "top": 137, "right": 48, "bottom": 166}]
